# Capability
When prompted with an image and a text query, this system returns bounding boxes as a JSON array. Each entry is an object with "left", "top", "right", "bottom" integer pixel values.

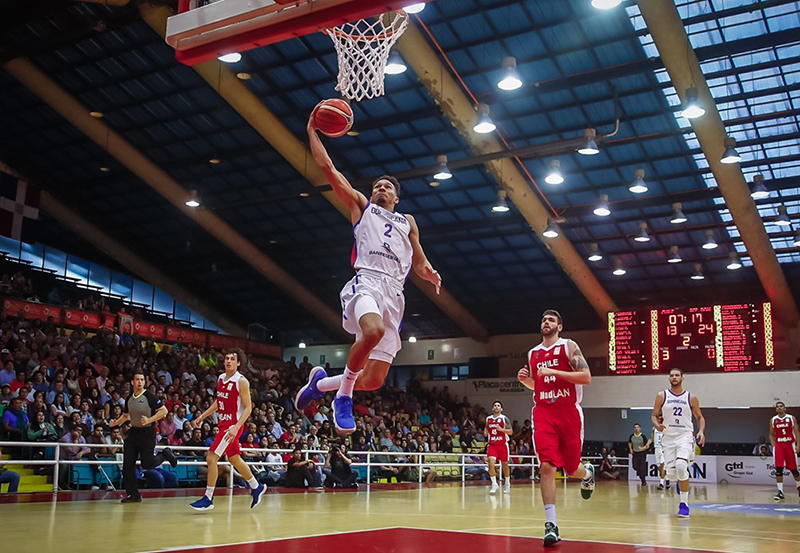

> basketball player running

[
  {"left": 652, "top": 368, "right": 705, "bottom": 518},
  {"left": 295, "top": 110, "right": 441, "bottom": 434},
  {"left": 518, "top": 310, "right": 596, "bottom": 547},
  {"left": 770, "top": 401, "right": 800, "bottom": 500},
  {"left": 485, "top": 400, "right": 513, "bottom": 494},
  {"left": 651, "top": 415, "right": 670, "bottom": 490},
  {"left": 189, "top": 349, "right": 266, "bottom": 511}
]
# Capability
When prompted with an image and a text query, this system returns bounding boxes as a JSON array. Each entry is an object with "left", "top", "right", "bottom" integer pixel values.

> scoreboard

[{"left": 608, "top": 303, "right": 774, "bottom": 375}]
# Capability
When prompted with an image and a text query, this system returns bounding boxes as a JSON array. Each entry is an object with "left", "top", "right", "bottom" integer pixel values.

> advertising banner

[
  {"left": 64, "top": 308, "right": 101, "bottom": 329},
  {"left": 2, "top": 298, "right": 61, "bottom": 322},
  {"left": 628, "top": 454, "right": 778, "bottom": 485},
  {"left": 209, "top": 333, "right": 247, "bottom": 350},
  {"left": 166, "top": 326, "right": 208, "bottom": 346},
  {"left": 629, "top": 454, "right": 718, "bottom": 484},
  {"left": 133, "top": 320, "right": 165, "bottom": 340},
  {"left": 247, "top": 340, "right": 283, "bottom": 359}
]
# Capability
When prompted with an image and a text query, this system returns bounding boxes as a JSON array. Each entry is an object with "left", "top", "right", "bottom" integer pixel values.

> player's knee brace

[
  {"left": 676, "top": 458, "right": 689, "bottom": 481},
  {"left": 790, "top": 469, "right": 799, "bottom": 478},
  {"left": 776, "top": 467, "right": 784, "bottom": 477}
]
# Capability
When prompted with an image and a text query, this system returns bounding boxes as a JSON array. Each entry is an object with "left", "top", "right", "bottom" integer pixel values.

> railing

[{"left": 0, "top": 440, "right": 628, "bottom": 494}]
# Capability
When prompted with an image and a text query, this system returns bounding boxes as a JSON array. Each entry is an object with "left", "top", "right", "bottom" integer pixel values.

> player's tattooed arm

[{"left": 569, "top": 341, "right": 590, "bottom": 372}]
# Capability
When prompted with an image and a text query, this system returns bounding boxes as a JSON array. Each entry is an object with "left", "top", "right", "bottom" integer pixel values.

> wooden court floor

[{"left": 2, "top": 481, "right": 798, "bottom": 553}]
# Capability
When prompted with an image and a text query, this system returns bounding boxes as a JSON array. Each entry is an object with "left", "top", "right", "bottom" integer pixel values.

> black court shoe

[
  {"left": 163, "top": 447, "right": 178, "bottom": 468},
  {"left": 121, "top": 495, "right": 142, "bottom": 503}
]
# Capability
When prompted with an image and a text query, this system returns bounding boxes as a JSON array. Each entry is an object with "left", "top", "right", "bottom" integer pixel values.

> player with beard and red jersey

[
  {"left": 189, "top": 349, "right": 266, "bottom": 512},
  {"left": 770, "top": 401, "right": 800, "bottom": 501},
  {"left": 518, "top": 309, "right": 595, "bottom": 547}
]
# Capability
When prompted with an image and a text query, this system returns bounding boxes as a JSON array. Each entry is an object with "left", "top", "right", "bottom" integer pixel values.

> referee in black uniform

[{"left": 110, "top": 370, "right": 177, "bottom": 503}]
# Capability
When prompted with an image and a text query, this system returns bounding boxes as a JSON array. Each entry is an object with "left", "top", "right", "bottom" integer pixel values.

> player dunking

[
  {"left": 294, "top": 109, "right": 441, "bottom": 434},
  {"left": 770, "top": 401, "right": 800, "bottom": 500},
  {"left": 652, "top": 368, "right": 705, "bottom": 518},
  {"left": 485, "top": 400, "right": 513, "bottom": 494},
  {"left": 189, "top": 349, "right": 266, "bottom": 511},
  {"left": 518, "top": 310, "right": 595, "bottom": 547}
]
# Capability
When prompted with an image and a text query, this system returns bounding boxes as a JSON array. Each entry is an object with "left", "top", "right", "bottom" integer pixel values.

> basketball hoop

[{"left": 323, "top": 11, "right": 409, "bottom": 101}]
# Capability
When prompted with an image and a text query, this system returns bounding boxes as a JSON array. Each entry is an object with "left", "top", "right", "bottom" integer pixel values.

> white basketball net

[{"left": 324, "top": 11, "right": 409, "bottom": 101}]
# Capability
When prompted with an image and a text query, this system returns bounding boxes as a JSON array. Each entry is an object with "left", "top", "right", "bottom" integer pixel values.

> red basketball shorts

[
  {"left": 487, "top": 442, "right": 509, "bottom": 463},
  {"left": 775, "top": 442, "right": 798, "bottom": 471},
  {"left": 532, "top": 404, "right": 584, "bottom": 474},
  {"left": 210, "top": 425, "right": 244, "bottom": 458}
]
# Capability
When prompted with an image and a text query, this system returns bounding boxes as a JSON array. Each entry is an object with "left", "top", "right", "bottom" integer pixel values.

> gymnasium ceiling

[{"left": 1, "top": 0, "right": 799, "bottom": 346}]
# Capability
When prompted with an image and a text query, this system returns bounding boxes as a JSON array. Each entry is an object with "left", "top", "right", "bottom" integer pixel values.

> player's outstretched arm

[
  {"left": 691, "top": 395, "right": 705, "bottom": 446},
  {"left": 652, "top": 392, "right": 665, "bottom": 431},
  {"left": 407, "top": 214, "right": 441, "bottom": 295},
  {"left": 307, "top": 111, "right": 367, "bottom": 223}
]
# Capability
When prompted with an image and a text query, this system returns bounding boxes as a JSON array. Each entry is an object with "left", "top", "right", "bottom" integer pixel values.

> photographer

[{"left": 323, "top": 444, "right": 358, "bottom": 489}]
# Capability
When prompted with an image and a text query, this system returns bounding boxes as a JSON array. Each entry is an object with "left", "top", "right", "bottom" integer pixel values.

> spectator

[
  {"left": 599, "top": 447, "right": 620, "bottom": 480},
  {"left": 262, "top": 443, "right": 285, "bottom": 485},
  {"left": 52, "top": 413, "right": 69, "bottom": 439},
  {"left": 323, "top": 444, "right": 359, "bottom": 489},
  {"left": 752, "top": 436, "right": 773, "bottom": 456},
  {"left": 2, "top": 397, "right": 29, "bottom": 443},
  {"left": 285, "top": 447, "right": 320, "bottom": 488},
  {"left": 0, "top": 360, "right": 15, "bottom": 387},
  {"left": 0, "top": 383, "right": 12, "bottom": 406},
  {"left": 0, "top": 447, "right": 21, "bottom": 493}
]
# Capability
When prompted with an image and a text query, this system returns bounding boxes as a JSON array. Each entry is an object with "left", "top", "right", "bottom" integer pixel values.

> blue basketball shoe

[
  {"left": 332, "top": 394, "right": 356, "bottom": 434},
  {"left": 190, "top": 495, "right": 214, "bottom": 512},
  {"left": 295, "top": 366, "right": 327, "bottom": 411}
]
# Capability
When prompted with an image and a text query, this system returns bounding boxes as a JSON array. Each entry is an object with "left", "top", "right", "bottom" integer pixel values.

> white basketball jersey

[
  {"left": 653, "top": 429, "right": 664, "bottom": 449},
  {"left": 662, "top": 389, "right": 693, "bottom": 439},
  {"left": 351, "top": 202, "right": 413, "bottom": 284}
]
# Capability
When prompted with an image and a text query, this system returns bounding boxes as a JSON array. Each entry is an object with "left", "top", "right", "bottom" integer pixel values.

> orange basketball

[{"left": 314, "top": 98, "right": 354, "bottom": 138}]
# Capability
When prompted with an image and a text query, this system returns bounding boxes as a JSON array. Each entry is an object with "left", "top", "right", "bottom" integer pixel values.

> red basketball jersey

[
  {"left": 528, "top": 337, "right": 582, "bottom": 408},
  {"left": 772, "top": 415, "right": 796, "bottom": 444},
  {"left": 216, "top": 371, "right": 245, "bottom": 430},
  {"left": 486, "top": 414, "right": 510, "bottom": 444}
]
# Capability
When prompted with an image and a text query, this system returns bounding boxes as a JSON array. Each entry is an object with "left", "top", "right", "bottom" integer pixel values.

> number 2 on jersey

[{"left": 384, "top": 223, "right": 393, "bottom": 238}]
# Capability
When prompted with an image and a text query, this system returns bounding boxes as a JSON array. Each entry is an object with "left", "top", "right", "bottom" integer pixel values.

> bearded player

[
  {"left": 770, "top": 401, "right": 800, "bottom": 500},
  {"left": 652, "top": 368, "right": 706, "bottom": 518},
  {"left": 189, "top": 349, "right": 266, "bottom": 511},
  {"left": 485, "top": 400, "right": 513, "bottom": 494},
  {"left": 518, "top": 309, "right": 595, "bottom": 547},
  {"left": 295, "top": 109, "right": 442, "bottom": 434}
]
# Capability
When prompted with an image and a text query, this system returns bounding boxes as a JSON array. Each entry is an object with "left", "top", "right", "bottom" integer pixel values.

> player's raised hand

[{"left": 517, "top": 365, "right": 530, "bottom": 382}]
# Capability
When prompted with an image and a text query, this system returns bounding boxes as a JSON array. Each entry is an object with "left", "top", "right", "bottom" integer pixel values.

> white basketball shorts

[
  {"left": 662, "top": 434, "right": 694, "bottom": 473},
  {"left": 340, "top": 271, "right": 405, "bottom": 363}
]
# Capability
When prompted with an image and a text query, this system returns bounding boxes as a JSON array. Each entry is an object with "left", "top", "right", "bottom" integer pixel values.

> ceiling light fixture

[
  {"left": 542, "top": 219, "right": 559, "bottom": 239},
  {"left": 408, "top": 336, "right": 418, "bottom": 343},
  {"left": 593, "top": 194, "right": 611, "bottom": 217},
  {"left": 628, "top": 168, "right": 648, "bottom": 194},
  {"left": 236, "top": 72, "right": 251, "bottom": 80},
  {"left": 384, "top": 51, "right": 408, "bottom": 75},
  {"left": 720, "top": 136, "right": 741, "bottom": 164},
  {"left": 218, "top": 52, "right": 242, "bottom": 63},
  {"left": 577, "top": 128, "right": 600, "bottom": 156},
  {"left": 185, "top": 190, "right": 200, "bottom": 208},
  {"left": 749, "top": 174, "right": 769, "bottom": 199},
  {"left": 403, "top": 2, "right": 426, "bottom": 14},
  {"left": 680, "top": 87, "right": 705, "bottom": 119},
  {"left": 473, "top": 103, "right": 497, "bottom": 134},
  {"left": 592, "top": 0, "right": 622, "bottom": 9},
  {"left": 691, "top": 263, "right": 705, "bottom": 280},
  {"left": 702, "top": 230, "right": 718, "bottom": 250},
  {"left": 634, "top": 221, "right": 651, "bottom": 243},
  {"left": 667, "top": 246, "right": 682, "bottom": 264},
  {"left": 298, "top": 341, "right": 307, "bottom": 349},
  {"left": 726, "top": 252, "right": 743, "bottom": 271},
  {"left": 491, "top": 189, "right": 510, "bottom": 213},
  {"left": 497, "top": 56, "right": 523, "bottom": 91},
  {"left": 587, "top": 243, "right": 603, "bottom": 262},
  {"left": 545, "top": 159, "right": 564, "bottom": 185},
  {"left": 433, "top": 155, "right": 453, "bottom": 180},
  {"left": 775, "top": 205, "right": 792, "bottom": 226},
  {"left": 612, "top": 258, "right": 626, "bottom": 276},
  {"left": 670, "top": 202, "right": 687, "bottom": 224},
  {"left": 89, "top": 111, "right": 104, "bottom": 119}
]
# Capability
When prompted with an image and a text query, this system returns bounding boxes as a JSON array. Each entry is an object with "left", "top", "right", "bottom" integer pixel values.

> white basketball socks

[
  {"left": 337, "top": 366, "right": 359, "bottom": 398},
  {"left": 247, "top": 476, "right": 259, "bottom": 490},
  {"left": 317, "top": 374, "right": 342, "bottom": 392},
  {"left": 680, "top": 491, "right": 689, "bottom": 504},
  {"left": 777, "top": 482, "right": 784, "bottom": 492},
  {"left": 544, "top": 504, "right": 557, "bottom": 525},
  {"left": 205, "top": 486, "right": 215, "bottom": 500}
]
